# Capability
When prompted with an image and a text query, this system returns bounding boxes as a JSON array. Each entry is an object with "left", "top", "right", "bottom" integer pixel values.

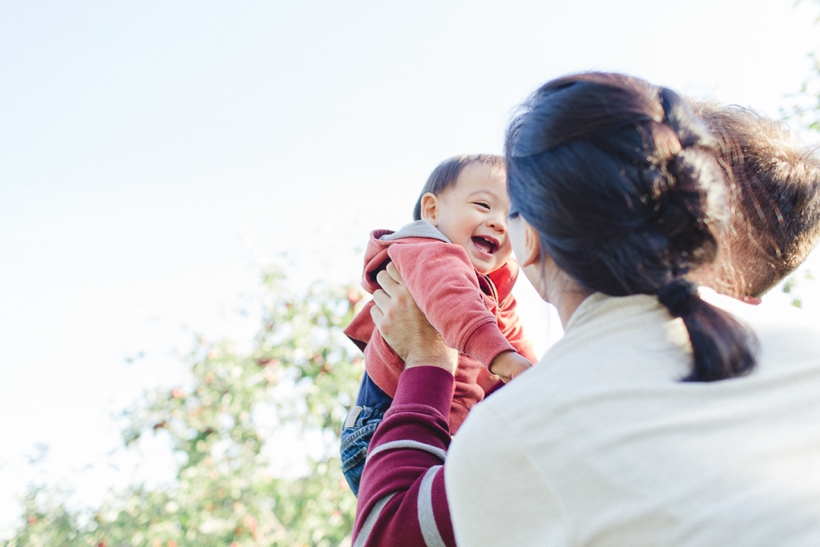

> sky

[{"left": 2, "top": 0, "right": 820, "bottom": 534}]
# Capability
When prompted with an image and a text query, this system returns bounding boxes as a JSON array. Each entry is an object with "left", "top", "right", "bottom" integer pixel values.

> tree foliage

[{"left": 4, "top": 268, "right": 364, "bottom": 547}]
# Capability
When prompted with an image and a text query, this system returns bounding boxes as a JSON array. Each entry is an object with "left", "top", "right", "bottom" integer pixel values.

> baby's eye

[{"left": 474, "top": 201, "right": 491, "bottom": 210}]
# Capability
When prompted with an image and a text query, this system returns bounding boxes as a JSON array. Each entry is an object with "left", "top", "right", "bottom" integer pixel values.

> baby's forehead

[{"left": 448, "top": 163, "right": 507, "bottom": 194}]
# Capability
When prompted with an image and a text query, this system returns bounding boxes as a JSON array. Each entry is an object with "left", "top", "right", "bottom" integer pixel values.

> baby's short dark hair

[{"left": 412, "top": 154, "right": 506, "bottom": 220}]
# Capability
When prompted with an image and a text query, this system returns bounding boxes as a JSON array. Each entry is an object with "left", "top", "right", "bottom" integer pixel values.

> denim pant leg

[{"left": 340, "top": 405, "right": 386, "bottom": 496}]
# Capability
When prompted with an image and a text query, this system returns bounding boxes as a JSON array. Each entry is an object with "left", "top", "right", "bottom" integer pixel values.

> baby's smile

[{"left": 471, "top": 235, "right": 499, "bottom": 256}]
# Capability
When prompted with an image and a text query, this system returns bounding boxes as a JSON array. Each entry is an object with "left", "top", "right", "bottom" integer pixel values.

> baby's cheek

[{"left": 498, "top": 241, "right": 513, "bottom": 262}]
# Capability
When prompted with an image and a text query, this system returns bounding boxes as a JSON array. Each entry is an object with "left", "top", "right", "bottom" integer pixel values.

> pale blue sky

[{"left": 2, "top": 0, "right": 820, "bottom": 533}]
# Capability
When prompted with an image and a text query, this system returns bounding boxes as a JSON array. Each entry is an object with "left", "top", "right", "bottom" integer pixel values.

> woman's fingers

[
  {"left": 369, "top": 289, "right": 386, "bottom": 325},
  {"left": 375, "top": 266, "right": 401, "bottom": 298},
  {"left": 371, "top": 284, "right": 392, "bottom": 312},
  {"left": 370, "top": 287, "right": 394, "bottom": 340},
  {"left": 368, "top": 262, "right": 458, "bottom": 374},
  {"left": 384, "top": 261, "right": 404, "bottom": 285}
]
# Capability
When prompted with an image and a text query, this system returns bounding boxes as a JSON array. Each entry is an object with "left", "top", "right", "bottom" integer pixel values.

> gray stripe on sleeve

[
  {"left": 353, "top": 492, "right": 396, "bottom": 547},
  {"left": 418, "top": 465, "right": 447, "bottom": 547},
  {"left": 367, "top": 440, "right": 447, "bottom": 463}
]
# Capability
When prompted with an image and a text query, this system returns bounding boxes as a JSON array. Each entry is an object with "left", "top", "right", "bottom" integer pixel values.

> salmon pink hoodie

[{"left": 344, "top": 220, "right": 535, "bottom": 432}]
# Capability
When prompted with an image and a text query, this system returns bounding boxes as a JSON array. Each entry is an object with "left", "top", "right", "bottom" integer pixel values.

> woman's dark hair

[
  {"left": 412, "top": 154, "right": 506, "bottom": 220},
  {"left": 691, "top": 101, "right": 820, "bottom": 298},
  {"left": 506, "top": 72, "right": 757, "bottom": 382}
]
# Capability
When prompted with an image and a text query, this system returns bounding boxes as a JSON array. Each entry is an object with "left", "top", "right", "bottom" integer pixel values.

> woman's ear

[
  {"left": 420, "top": 193, "right": 440, "bottom": 226},
  {"left": 518, "top": 218, "right": 542, "bottom": 268}
]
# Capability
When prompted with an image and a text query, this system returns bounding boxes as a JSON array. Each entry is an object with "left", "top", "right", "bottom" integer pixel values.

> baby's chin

[{"left": 472, "top": 255, "right": 512, "bottom": 276}]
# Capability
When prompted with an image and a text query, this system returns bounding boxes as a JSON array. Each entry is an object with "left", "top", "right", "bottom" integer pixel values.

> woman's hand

[{"left": 370, "top": 262, "right": 459, "bottom": 375}]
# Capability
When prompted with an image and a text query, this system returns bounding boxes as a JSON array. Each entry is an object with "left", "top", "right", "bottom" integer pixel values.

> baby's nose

[{"left": 489, "top": 214, "right": 507, "bottom": 231}]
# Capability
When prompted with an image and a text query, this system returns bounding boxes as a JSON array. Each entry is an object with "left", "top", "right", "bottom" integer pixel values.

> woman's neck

[
  {"left": 551, "top": 285, "right": 592, "bottom": 328},
  {"left": 537, "top": 259, "right": 592, "bottom": 328}
]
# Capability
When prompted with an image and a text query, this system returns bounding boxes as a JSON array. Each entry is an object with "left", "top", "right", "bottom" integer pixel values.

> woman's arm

[{"left": 352, "top": 263, "right": 459, "bottom": 547}]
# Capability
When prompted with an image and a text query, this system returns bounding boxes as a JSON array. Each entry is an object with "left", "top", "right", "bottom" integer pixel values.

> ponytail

[{"left": 658, "top": 279, "right": 757, "bottom": 382}]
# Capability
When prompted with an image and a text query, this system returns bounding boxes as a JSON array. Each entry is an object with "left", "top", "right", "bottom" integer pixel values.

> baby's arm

[
  {"left": 497, "top": 291, "right": 538, "bottom": 362},
  {"left": 387, "top": 242, "right": 518, "bottom": 367},
  {"left": 488, "top": 267, "right": 537, "bottom": 385}
]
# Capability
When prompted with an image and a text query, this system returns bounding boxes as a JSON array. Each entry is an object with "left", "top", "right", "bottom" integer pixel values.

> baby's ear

[{"left": 419, "top": 193, "right": 440, "bottom": 225}]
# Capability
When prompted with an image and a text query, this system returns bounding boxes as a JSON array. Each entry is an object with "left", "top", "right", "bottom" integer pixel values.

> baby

[{"left": 342, "top": 154, "right": 535, "bottom": 494}]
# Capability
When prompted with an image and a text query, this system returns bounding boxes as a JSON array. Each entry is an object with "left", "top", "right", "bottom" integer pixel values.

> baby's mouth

[{"left": 472, "top": 236, "right": 498, "bottom": 255}]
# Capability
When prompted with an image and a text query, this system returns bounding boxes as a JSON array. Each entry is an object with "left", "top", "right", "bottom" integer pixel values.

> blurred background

[{"left": 2, "top": 1, "right": 820, "bottom": 545}]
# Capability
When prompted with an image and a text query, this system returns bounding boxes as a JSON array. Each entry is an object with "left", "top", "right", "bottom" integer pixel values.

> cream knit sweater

[{"left": 447, "top": 290, "right": 820, "bottom": 546}]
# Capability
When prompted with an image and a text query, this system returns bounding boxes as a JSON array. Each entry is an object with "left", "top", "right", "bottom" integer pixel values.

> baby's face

[{"left": 429, "top": 163, "right": 512, "bottom": 275}]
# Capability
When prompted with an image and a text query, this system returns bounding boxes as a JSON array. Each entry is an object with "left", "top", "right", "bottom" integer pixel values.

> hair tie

[{"left": 657, "top": 279, "right": 698, "bottom": 317}]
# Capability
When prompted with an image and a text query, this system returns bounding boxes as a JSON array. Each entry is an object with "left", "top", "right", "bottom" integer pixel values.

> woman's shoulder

[
  {"left": 476, "top": 289, "right": 820, "bottom": 431},
  {"left": 701, "top": 288, "right": 820, "bottom": 368},
  {"left": 530, "top": 292, "right": 693, "bottom": 382}
]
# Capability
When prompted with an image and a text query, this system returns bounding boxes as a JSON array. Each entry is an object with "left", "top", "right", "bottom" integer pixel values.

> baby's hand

[{"left": 489, "top": 351, "right": 532, "bottom": 383}]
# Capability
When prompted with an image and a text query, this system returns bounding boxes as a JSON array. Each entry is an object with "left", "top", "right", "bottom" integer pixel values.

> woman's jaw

[{"left": 508, "top": 214, "right": 591, "bottom": 327}]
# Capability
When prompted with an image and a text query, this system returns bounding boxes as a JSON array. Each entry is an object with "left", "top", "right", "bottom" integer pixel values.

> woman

[{"left": 353, "top": 73, "right": 820, "bottom": 546}]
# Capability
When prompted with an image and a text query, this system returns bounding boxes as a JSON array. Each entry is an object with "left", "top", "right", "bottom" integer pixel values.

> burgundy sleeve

[
  {"left": 388, "top": 242, "right": 515, "bottom": 368},
  {"left": 352, "top": 366, "right": 456, "bottom": 547}
]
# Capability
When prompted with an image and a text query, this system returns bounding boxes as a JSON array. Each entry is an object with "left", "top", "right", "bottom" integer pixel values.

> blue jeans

[{"left": 340, "top": 372, "right": 392, "bottom": 496}]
